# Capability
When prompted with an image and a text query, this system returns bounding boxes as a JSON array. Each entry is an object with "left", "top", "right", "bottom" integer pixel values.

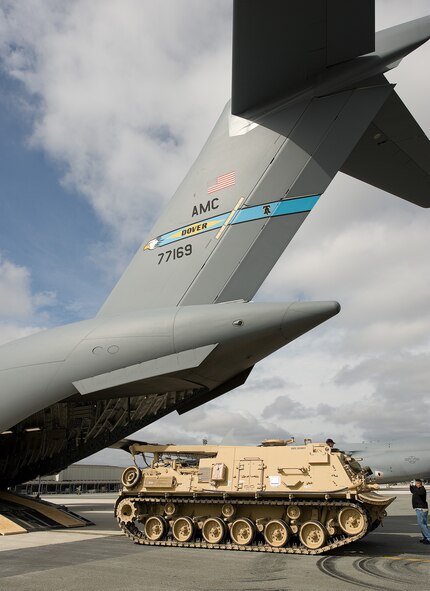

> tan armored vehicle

[{"left": 115, "top": 439, "right": 395, "bottom": 554}]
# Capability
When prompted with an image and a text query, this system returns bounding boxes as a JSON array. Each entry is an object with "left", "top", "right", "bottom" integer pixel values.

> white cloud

[
  {"left": 0, "top": 0, "right": 231, "bottom": 276},
  {"left": 0, "top": 255, "right": 32, "bottom": 317},
  {"left": 0, "top": 254, "right": 52, "bottom": 344},
  {"left": 262, "top": 395, "right": 316, "bottom": 420},
  {"left": 130, "top": 402, "right": 293, "bottom": 448}
]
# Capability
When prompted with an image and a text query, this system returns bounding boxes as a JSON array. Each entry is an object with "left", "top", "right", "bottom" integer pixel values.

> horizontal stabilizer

[
  {"left": 73, "top": 344, "right": 217, "bottom": 396},
  {"left": 341, "top": 86, "right": 430, "bottom": 207},
  {"left": 232, "top": 0, "right": 375, "bottom": 115}
]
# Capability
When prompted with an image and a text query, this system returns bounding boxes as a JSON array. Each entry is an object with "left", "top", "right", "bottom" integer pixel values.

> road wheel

[
  {"left": 338, "top": 507, "right": 366, "bottom": 535},
  {"left": 299, "top": 521, "right": 327, "bottom": 550},
  {"left": 172, "top": 516, "right": 194, "bottom": 542},
  {"left": 144, "top": 516, "right": 167, "bottom": 541},
  {"left": 202, "top": 517, "right": 226, "bottom": 544},
  {"left": 230, "top": 518, "right": 255, "bottom": 546},
  {"left": 264, "top": 519, "right": 291, "bottom": 548}
]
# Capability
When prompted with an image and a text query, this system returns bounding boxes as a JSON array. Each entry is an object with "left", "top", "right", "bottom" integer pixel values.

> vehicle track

[{"left": 117, "top": 496, "right": 370, "bottom": 555}]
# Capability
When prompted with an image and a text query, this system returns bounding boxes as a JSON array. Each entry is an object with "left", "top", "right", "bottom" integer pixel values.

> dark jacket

[{"left": 410, "top": 484, "right": 428, "bottom": 509}]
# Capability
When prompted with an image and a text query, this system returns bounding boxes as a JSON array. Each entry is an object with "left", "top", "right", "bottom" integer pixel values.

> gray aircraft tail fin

[
  {"left": 97, "top": 4, "right": 430, "bottom": 317},
  {"left": 340, "top": 85, "right": 430, "bottom": 207},
  {"left": 99, "top": 82, "right": 393, "bottom": 316}
]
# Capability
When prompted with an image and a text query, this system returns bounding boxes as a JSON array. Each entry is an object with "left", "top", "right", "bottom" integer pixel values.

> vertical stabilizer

[
  {"left": 99, "top": 83, "right": 393, "bottom": 315},
  {"left": 98, "top": 3, "right": 430, "bottom": 316}
]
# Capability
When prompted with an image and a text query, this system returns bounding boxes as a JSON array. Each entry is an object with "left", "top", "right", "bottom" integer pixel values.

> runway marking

[{"left": 383, "top": 556, "right": 430, "bottom": 563}]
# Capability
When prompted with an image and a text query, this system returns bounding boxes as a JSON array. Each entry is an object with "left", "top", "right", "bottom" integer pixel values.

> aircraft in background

[
  {"left": 1, "top": 1, "right": 430, "bottom": 489},
  {"left": 342, "top": 439, "right": 430, "bottom": 484}
]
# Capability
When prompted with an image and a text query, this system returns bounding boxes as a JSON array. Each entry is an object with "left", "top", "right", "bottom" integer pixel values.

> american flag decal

[{"left": 207, "top": 171, "right": 236, "bottom": 194}]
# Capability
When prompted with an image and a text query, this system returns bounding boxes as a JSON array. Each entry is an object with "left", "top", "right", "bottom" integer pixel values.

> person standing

[{"left": 410, "top": 478, "right": 430, "bottom": 544}]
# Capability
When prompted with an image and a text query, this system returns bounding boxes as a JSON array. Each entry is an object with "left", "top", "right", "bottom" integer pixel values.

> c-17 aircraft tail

[
  {"left": 99, "top": 1, "right": 430, "bottom": 316},
  {"left": 1, "top": 2, "right": 430, "bottom": 489}
]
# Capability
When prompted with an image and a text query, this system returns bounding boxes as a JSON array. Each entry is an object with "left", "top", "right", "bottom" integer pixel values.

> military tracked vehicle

[{"left": 115, "top": 439, "right": 395, "bottom": 555}]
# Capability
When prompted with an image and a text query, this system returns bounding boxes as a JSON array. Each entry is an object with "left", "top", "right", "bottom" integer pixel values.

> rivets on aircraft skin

[
  {"left": 108, "top": 345, "right": 120, "bottom": 354},
  {"left": 232, "top": 319, "right": 244, "bottom": 326},
  {"left": 92, "top": 346, "right": 104, "bottom": 355}
]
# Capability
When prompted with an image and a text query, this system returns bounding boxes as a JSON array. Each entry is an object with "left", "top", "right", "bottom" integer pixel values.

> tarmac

[{"left": 0, "top": 489, "right": 429, "bottom": 591}]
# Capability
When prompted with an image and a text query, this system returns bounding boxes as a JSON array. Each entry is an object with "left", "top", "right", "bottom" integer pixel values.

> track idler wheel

[
  {"left": 299, "top": 521, "right": 327, "bottom": 550},
  {"left": 144, "top": 516, "right": 167, "bottom": 541},
  {"left": 264, "top": 519, "right": 291, "bottom": 548},
  {"left": 230, "top": 518, "right": 256, "bottom": 546}
]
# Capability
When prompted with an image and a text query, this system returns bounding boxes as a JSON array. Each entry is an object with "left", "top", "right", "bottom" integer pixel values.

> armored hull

[{"left": 115, "top": 440, "right": 395, "bottom": 554}]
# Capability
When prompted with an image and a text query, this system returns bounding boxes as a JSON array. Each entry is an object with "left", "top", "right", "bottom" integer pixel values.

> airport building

[{"left": 13, "top": 464, "right": 124, "bottom": 495}]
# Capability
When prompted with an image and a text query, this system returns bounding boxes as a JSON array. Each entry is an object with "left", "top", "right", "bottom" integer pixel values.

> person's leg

[{"left": 416, "top": 510, "right": 430, "bottom": 541}]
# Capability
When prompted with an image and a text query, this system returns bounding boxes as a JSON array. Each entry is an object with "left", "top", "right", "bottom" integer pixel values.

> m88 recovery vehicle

[{"left": 115, "top": 439, "right": 395, "bottom": 554}]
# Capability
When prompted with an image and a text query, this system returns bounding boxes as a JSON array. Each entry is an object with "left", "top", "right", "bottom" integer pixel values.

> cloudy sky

[{"left": 1, "top": 1, "right": 430, "bottom": 465}]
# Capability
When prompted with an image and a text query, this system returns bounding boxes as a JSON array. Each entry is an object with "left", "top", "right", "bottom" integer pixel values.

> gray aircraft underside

[{"left": 1, "top": 1, "right": 430, "bottom": 487}]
